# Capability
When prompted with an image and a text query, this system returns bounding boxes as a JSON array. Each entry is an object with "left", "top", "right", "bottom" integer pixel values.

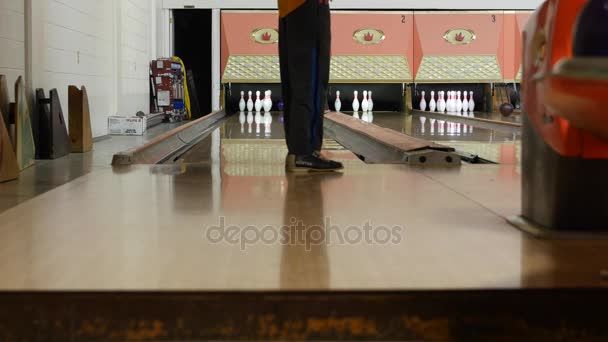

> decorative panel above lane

[
  {"left": 416, "top": 55, "right": 502, "bottom": 83},
  {"left": 412, "top": 11, "right": 506, "bottom": 83},
  {"left": 330, "top": 55, "right": 412, "bottom": 83},
  {"left": 221, "top": 55, "right": 412, "bottom": 83}
]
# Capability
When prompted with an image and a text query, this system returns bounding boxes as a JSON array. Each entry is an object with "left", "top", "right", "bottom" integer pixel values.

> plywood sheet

[
  {"left": 14, "top": 77, "right": 35, "bottom": 170},
  {"left": 68, "top": 86, "right": 93, "bottom": 153}
]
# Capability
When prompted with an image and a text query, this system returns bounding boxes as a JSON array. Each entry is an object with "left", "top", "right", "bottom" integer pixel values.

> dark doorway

[{"left": 173, "top": 9, "right": 212, "bottom": 119}]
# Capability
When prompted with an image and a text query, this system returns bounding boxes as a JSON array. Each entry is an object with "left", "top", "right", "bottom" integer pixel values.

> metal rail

[
  {"left": 324, "top": 112, "right": 461, "bottom": 167},
  {"left": 112, "top": 111, "right": 228, "bottom": 166}
]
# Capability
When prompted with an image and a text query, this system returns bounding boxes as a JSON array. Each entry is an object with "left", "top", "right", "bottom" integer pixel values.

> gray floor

[{"left": 0, "top": 122, "right": 182, "bottom": 214}]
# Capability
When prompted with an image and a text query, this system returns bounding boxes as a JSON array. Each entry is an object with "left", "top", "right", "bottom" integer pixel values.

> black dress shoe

[{"left": 286, "top": 154, "right": 344, "bottom": 173}]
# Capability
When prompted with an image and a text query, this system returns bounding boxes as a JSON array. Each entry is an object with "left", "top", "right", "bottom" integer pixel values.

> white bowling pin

[
  {"left": 451, "top": 91, "right": 457, "bottom": 112},
  {"left": 239, "top": 91, "right": 246, "bottom": 112},
  {"left": 469, "top": 91, "right": 476, "bottom": 112},
  {"left": 335, "top": 91, "right": 342, "bottom": 112},
  {"left": 456, "top": 91, "right": 463, "bottom": 113},
  {"left": 263, "top": 91, "right": 271, "bottom": 112},
  {"left": 268, "top": 90, "right": 273, "bottom": 111},
  {"left": 463, "top": 91, "right": 469, "bottom": 112},
  {"left": 429, "top": 91, "right": 437, "bottom": 112},
  {"left": 353, "top": 91, "right": 360, "bottom": 112},
  {"left": 439, "top": 92, "right": 446, "bottom": 112},
  {"left": 247, "top": 91, "right": 254, "bottom": 112},
  {"left": 446, "top": 92, "right": 452, "bottom": 112},
  {"left": 420, "top": 91, "right": 427, "bottom": 111},
  {"left": 255, "top": 91, "right": 262, "bottom": 112},
  {"left": 368, "top": 91, "right": 374, "bottom": 112},
  {"left": 362, "top": 91, "right": 369, "bottom": 112}
]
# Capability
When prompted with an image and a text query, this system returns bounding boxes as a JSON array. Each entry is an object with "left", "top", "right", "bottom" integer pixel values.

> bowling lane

[{"left": 354, "top": 111, "right": 521, "bottom": 164}]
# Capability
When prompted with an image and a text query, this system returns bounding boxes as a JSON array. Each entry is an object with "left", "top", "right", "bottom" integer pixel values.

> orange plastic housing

[{"left": 522, "top": 0, "right": 608, "bottom": 159}]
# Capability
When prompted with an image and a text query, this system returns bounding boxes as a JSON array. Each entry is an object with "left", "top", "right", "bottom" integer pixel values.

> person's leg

[
  {"left": 280, "top": 0, "right": 316, "bottom": 156},
  {"left": 278, "top": 17, "right": 291, "bottom": 151},
  {"left": 312, "top": 1, "right": 331, "bottom": 153},
  {"left": 280, "top": 0, "right": 343, "bottom": 172}
]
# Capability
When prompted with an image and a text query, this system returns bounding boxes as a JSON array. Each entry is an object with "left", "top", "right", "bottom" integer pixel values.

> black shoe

[
  {"left": 286, "top": 154, "right": 344, "bottom": 173},
  {"left": 313, "top": 150, "right": 344, "bottom": 169}
]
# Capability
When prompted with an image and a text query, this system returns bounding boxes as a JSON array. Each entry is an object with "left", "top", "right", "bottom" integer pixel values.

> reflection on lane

[
  {"left": 223, "top": 111, "right": 521, "bottom": 165},
  {"left": 227, "top": 112, "right": 284, "bottom": 140}
]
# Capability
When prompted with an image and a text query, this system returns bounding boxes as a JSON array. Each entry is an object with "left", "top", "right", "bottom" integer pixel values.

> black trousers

[{"left": 279, "top": 0, "right": 331, "bottom": 155}]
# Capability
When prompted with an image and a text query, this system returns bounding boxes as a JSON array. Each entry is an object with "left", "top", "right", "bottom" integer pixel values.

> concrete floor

[{"left": 0, "top": 114, "right": 606, "bottom": 291}]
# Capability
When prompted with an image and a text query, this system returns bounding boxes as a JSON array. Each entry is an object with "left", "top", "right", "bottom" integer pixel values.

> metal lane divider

[
  {"left": 112, "top": 110, "right": 228, "bottom": 166},
  {"left": 324, "top": 112, "right": 461, "bottom": 167}
]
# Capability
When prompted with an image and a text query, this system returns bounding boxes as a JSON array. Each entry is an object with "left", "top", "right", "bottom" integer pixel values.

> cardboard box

[{"left": 108, "top": 116, "right": 147, "bottom": 136}]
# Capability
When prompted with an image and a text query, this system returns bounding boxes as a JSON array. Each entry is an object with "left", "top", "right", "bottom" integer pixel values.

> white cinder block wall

[
  {"left": 119, "top": 0, "right": 153, "bottom": 117},
  {"left": 0, "top": 0, "right": 26, "bottom": 102},
  {"left": 26, "top": 0, "right": 155, "bottom": 138},
  {"left": 37, "top": 0, "right": 115, "bottom": 138}
]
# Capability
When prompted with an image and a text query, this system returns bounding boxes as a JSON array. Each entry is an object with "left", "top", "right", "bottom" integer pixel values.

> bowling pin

[
  {"left": 353, "top": 91, "right": 360, "bottom": 112},
  {"left": 439, "top": 91, "right": 446, "bottom": 113},
  {"left": 255, "top": 91, "right": 262, "bottom": 112},
  {"left": 268, "top": 91, "right": 273, "bottom": 111},
  {"left": 362, "top": 91, "right": 369, "bottom": 112},
  {"left": 368, "top": 91, "right": 374, "bottom": 112},
  {"left": 335, "top": 91, "right": 342, "bottom": 112},
  {"left": 469, "top": 91, "right": 476, "bottom": 112},
  {"left": 247, "top": 91, "right": 254, "bottom": 112},
  {"left": 420, "top": 91, "right": 427, "bottom": 111},
  {"left": 239, "top": 112, "right": 246, "bottom": 133},
  {"left": 239, "top": 91, "right": 246, "bottom": 112},
  {"left": 429, "top": 91, "right": 437, "bottom": 112},
  {"left": 463, "top": 91, "right": 469, "bottom": 112},
  {"left": 446, "top": 92, "right": 452, "bottom": 112},
  {"left": 456, "top": 91, "right": 463, "bottom": 113},
  {"left": 263, "top": 91, "right": 271, "bottom": 112}
]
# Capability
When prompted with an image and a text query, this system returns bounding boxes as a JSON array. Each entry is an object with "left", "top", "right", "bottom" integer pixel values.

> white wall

[
  {"left": 29, "top": 0, "right": 155, "bottom": 138},
  {"left": 0, "top": 0, "right": 25, "bottom": 102},
  {"left": 118, "top": 0, "right": 154, "bottom": 117}
]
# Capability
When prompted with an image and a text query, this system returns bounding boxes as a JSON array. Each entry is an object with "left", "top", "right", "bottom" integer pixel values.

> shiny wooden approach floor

[
  {"left": 0, "top": 133, "right": 606, "bottom": 290},
  {"left": 1, "top": 115, "right": 608, "bottom": 340}
]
